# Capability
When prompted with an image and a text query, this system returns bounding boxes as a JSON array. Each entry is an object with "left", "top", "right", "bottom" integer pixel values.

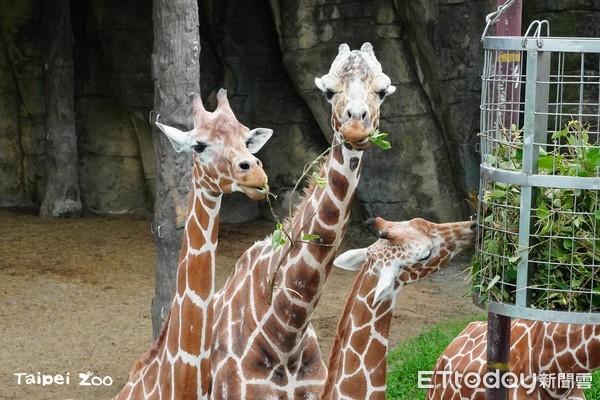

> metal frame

[{"left": 475, "top": 34, "right": 600, "bottom": 325}]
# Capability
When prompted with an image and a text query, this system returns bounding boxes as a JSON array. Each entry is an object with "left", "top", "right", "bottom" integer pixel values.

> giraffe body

[
  {"left": 427, "top": 319, "right": 600, "bottom": 400},
  {"left": 322, "top": 217, "right": 476, "bottom": 400},
  {"left": 210, "top": 43, "right": 396, "bottom": 399},
  {"left": 114, "top": 89, "right": 272, "bottom": 400}
]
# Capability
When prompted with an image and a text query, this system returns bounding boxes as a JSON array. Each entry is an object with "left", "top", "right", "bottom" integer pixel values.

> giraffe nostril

[
  {"left": 361, "top": 111, "right": 367, "bottom": 121},
  {"left": 470, "top": 222, "right": 477, "bottom": 231},
  {"left": 239, "top": 161, "right": 251, "bottom": 171}
]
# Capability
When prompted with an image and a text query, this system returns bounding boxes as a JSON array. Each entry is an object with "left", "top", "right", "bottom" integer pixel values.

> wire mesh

[{"left": 473, "top": 35, "right": 600, "bottom": 324}]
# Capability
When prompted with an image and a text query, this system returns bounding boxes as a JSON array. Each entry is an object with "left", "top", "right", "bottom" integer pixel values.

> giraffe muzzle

[
  {"left": 237, "top": 167, "right": 268, "bottom": 201},
  {"left": 340, "top": 121, "right": 373, "bottom": 150}
]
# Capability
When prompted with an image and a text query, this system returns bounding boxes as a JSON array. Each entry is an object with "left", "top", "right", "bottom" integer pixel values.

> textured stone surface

[{"left": 2, "top": 0, "right": 600, "bottom": 221}]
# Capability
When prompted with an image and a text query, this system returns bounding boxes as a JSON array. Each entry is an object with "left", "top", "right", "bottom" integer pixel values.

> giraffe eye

[
  {"left": 192, "top": 142, "right": 208, "bottom": 153},
  {"left": 376, "top": 89, "right": 387, "bottom": 100},
  {"left": 325, "top": 89, "right": 336, "bottom": 100},
  {"left": 417, "top": 249, "right": 431, "bottom": 261}
]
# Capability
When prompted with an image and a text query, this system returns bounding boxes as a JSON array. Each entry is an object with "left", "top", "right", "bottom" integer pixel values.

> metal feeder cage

[{"left": 473, "top": 20, "right": 600, "bottom": 324}]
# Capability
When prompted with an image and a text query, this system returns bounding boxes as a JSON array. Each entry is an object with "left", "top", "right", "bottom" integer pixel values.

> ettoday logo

[{"left": 418, "top": 370, "right": 593, "bottom": 393}]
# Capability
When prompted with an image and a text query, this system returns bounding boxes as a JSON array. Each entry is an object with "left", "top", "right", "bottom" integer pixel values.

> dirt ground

[{"left": 0, "top": 208, "right": 481, "bottom": 400}]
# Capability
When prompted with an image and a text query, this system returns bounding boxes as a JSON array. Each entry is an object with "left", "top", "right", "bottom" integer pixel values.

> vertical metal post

[
  {"left": 486, "top": 2, "right": 522, "bottom": 400},
  {"left": 495, "top": 0, "right": 522, "bottom": 130},
  {"left": 486, "top": 313, "right": 512, "bottom": 400}
]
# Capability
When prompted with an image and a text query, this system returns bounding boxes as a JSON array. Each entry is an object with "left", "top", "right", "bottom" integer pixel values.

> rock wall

[{"left": 1, "top": 0, "right": 599, "bottom": 222}]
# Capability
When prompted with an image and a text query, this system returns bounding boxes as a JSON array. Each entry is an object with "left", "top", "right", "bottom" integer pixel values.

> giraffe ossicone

[
  {"left": 315, "top": 42, "right": 396, "bottom": 149},
  {"left": 113, "top": 88, "right": 272, "bottom": 400},
  {"left": 322, "top": 217, "right": 476, "bottom": 400}
]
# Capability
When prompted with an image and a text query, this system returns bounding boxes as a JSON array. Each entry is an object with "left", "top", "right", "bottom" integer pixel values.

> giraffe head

[
  {"left": 334, "top": 217, "right": 476, "bottom": 303},
  {"left": 155, "top": 89, "right": 272, "bottom": 200},
  {"left": 315, "top": 42, "right": 396, "bottom": 150}
]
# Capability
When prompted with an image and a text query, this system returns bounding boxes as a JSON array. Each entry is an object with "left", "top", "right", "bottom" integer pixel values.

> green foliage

[
  {"left": 271, "top": 223, "right": 286, "bottom": 251},
  {"left": 302, "top": 233, "right": 321, "bottom": 241},
  {"left": 370, "top": 129, "right": 392, "bottom": 149},
  {"left": 311, "top": 171, "right": 328, "bottom": 189},
  {"left": 473, "top": 120, "right": 600, "bottom": 312}
]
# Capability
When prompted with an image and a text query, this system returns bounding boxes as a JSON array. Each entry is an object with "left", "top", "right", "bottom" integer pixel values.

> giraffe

[
  {"left": 427, "top": 319, "right": 600, "bottom": 400},
  {"left": 209, "top": 42, "right": 396, "bottom": 398},
  {"left": 113, "top": 88, "right": 272, "bottom": 400},
  {"left": 321, "top": 217, "right": 476, "bottom": 400}
]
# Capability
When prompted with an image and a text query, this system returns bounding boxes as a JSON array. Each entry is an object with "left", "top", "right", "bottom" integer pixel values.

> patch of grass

[
  {"left": 386, "top": 317, "right": 600, "bottom": 399},
  {"left": 386, "top": 316, "right": 485, "bottom": 400}
]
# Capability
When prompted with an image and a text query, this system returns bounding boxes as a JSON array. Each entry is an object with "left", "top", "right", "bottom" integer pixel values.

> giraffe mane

[
  {"left": 280, "top": 156, "right": 326, "bottom": 233},
  {"left": 128, "top": 311, "right": 171, "bottom": 379},
  {"left": 322, "top": 258, "right": 370, "bottom": 398}
]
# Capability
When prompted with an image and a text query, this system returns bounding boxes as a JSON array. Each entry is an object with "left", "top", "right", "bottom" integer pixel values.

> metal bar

[
  {"left": 484, "top": 4, "right": 520, "bottom": 399},
  {"left": 474, "top": 296, "right": 600, "bottom": 324},
  {"left": 484, "top": 37, "right": 600, "bottom": 53},
  {"left": 486, "top": 312, "right": 512, "bottom": 400},
  {"left": 480, "top": 165, "right": 600, "bottom": 190}
]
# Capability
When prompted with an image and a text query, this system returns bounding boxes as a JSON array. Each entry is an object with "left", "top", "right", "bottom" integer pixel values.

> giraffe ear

[
  {"left": 155, "top": 119, "right": 195, "bottom": 153},
  {"left": 246, "top": 128, "right": 273, "bottom": 154},
  {"left": 333, "top": 248, "right": 368, "bottom": 271}
]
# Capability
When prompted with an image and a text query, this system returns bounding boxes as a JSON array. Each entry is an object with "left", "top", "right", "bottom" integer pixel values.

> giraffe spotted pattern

[
  {"left": 113, "top": 89, "right": 272, "bottom": 400},
  {"left": 210, "top": 43, "right": 396, "bottom": 399},
  {"left": 322, "top": 217, "right": 476, "bottom": 400},
  {"left": 428, "top": 319, "right": 600, "bottom": 400}
]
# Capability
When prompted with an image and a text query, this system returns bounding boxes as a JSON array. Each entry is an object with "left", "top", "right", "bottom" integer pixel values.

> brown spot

[
  {"left": 373, "top": 310, "right": 393, "bottom": 338},
  {"left": 273, "top": 293, "right": 308, "bottom": 330},
  {"left": 142, "top": 361, "right": 159, "bottom": 395},
  {"left": 350, "top": 325, "right": 371, "bottom": 355},
  {"left": 212, "top": 359, "right": 241, "bottom": 398},
  {"left": 343, "top": 348, "right": 362, "bottom": 375},
  {"left": 158, "top": 358, "right": 173, "bottom": 398},
  {"left": 329, "top": 167, "right": 350, "bottom": 202},
  {"left": 320, "top": 195, "right": 340, "bottom": 226},
  {"left": 365, "top": 340, "right": 387, "bottom": 371},
  {"left": 230, "top": 294, "right": 254, "bottom": 357},
  {"left": 284, "top": 263, "right": 321, "bottom": 302},
  {"left": 200, "top": 358, "right": 210, "bottom": 395},
  {"left": 340, "top": 368, "right": 367, "bottom": 399},
  {"left": 167, "top": 303, "right": 181, "bottom": 356},
  {"left": 349, "top": 156, "right": 359, "bottom": 172},
  {"left": 263, "top": 313, "right": 296, "bottom": 345},
  {"left": 351, "top": 300, "right": 373, "bottom": 328},
  {"left": 176, "top": 262, "right": 188, "bottom": 296},
  {"left": 271, "top": 365, "right": 288, "bottom": 386},
  {"left": 298, "top": 338, "right": 325, "bottom": 379},
  {"left": 172, "top": 358, "right": 197, "bottom": 398},
  {"left": 186, "top": 252, "right": 213, "bottom": 295},
  {"left": 179, "top": 296, "right": 204, "bottom": 355}
]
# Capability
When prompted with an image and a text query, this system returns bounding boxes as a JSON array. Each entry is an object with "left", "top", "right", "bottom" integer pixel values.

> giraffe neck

[
  {"left": 269, "top": 133, "right": 363, "bottom": 348},
  {"left": 116, "top": 163, "right": 221, "bottom": 399},
  {"left": 322, "top": 262, "right": 398, "bottom": 400}
]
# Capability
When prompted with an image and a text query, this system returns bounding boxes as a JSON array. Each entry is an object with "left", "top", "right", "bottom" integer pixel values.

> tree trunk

[
  {"left": 40, "top": 0, "right": 81, "bottom": 218},
  {"left": 151, "top": 0, "right": 200, "bottom": 339}
]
